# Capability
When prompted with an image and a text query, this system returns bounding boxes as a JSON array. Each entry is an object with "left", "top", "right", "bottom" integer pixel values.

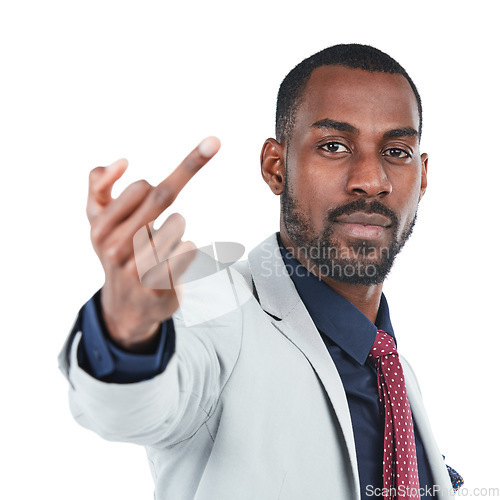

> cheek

[
  {"left": 297, "top": 176, "right": 340, "bottom": 223},
  {"left": 290, "top": 154, "right": 347, "bottom": 205},
  {"left": 286, "top": 158, "right": 330, "bottom": 208},
  {"left": 393, "top": 174, "right": 422, "bottom": 229}
]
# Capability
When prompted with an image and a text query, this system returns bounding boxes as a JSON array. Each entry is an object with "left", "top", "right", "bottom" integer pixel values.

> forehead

[{"left": 296, "top": 65, "right": 419, "bottom": 134}]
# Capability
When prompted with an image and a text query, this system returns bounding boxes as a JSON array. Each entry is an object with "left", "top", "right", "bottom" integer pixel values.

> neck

[{"left": 279, "top": 230, "right": 384, "bottom": 324}]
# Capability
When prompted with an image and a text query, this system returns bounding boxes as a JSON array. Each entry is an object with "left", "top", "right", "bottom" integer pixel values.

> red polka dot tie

[{"left": 368, "top": 330, "right": 420, "bottom": 499}]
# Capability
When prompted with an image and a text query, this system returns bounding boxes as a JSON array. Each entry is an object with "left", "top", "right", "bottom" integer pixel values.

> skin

[{"left": 261, "top": 66, "right": 428, "bottom": 323}]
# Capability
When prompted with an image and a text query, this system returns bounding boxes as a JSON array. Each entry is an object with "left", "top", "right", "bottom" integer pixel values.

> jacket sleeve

[
  {"left": 58, "top": 263, "right": 250, "bottom": 449},
  {"left": 73, "top": 289, "right": 173, "bottom": 383}
]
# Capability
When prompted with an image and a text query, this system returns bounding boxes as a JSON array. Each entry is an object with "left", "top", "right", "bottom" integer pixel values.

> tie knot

[{"left": 369, "top": 329, "right": 397, "bottom": 360}]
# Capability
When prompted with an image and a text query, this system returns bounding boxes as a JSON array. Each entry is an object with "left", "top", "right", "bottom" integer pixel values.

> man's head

[
  {"left": 275, "top": 44, "right": 423, "bottom": 145},
  {"left": 261, "top": 44, "right": 428, "bottom": 285}
]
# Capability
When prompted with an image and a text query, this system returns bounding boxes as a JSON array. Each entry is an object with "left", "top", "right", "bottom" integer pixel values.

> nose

[{"left": 346, "top": 153, "right": 392, "bottom": 198}]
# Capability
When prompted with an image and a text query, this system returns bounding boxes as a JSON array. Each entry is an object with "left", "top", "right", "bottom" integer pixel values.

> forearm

[{"left": 60, "top": 304, "right": 243, "bottom": 448}]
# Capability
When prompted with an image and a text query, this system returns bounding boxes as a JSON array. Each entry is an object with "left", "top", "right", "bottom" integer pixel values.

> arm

[
  {"left": 59, "top": 138, "right": 242, "bottom": 447},
  {"left": 60, "top": 302, "right": 242, "bottom": 448}
]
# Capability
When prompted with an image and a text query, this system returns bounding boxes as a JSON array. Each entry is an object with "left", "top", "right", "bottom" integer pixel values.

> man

[{"left": 59, "top": 44, "right": 460, "bottom": 499}]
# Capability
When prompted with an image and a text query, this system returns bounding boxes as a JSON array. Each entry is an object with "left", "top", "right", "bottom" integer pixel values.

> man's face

[{"left": 281, "top": 65, "right": 427, "bottom": 284}]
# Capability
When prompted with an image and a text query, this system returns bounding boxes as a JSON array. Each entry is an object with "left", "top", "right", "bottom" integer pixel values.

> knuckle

[
  {"left": 102, "top": 243, "right": 122, "bottom": 265},
  {"left": 89, "top": 166, "right": 105, "bottom": 184},
  {"left": 86, "top": 200, "right": 101, "bottom": 224},
  {"left": 124, "top": 258, "right": 139, "bottom": 276},
  {"left": 168, "top": 212, "right": 186, "bottom": 231},
  {"left": 150, "top": 186, "right": 174, "bottom": 207},
  {"left": 131, "top": 179, "right": 152, "bottom": 192},
  {"left": 181, "top": 240, "right": 197, "bottom": 255},
  {"left": 183, "top": 154, "right": 203, "bottom": 173},
  {"left": 170, "top": 212, "right": 185, "bottom": 224},
  {"left": 90, "top": 223, "right": 104, "bottom": 244},
  {"left": 183, "top": 240, "right": 196, "bottom": 251},
  {"left": 86, "top": 204, "right": 94, "bottom": 221}
]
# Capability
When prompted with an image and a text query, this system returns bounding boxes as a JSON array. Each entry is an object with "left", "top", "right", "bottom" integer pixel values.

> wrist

[
  {"left": 116, "top": 326, "right": 163, "bottom": 354},
  {"left": 103, "top": 313, "right": 162, "bottom": 353}
]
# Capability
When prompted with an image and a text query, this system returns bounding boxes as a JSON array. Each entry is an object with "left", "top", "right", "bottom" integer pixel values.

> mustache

[{"left": 326, "top": 199, "right": 399, "bottom": 228}]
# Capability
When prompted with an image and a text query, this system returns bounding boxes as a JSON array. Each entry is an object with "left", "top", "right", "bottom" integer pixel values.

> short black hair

[{"left": 275, "top": 43, "right": 422, "bottom": 143}]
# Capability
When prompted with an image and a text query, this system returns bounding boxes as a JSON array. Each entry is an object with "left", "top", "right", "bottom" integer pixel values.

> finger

[
  {"left": 131, "top": 213, "right": 186, "bottom": 280},
  {"left": 102, "top": 137, "right": 220, "bottom": 264},
  {"left": 87, "top": 159, "right": 129, "bottom": 222},
  {"left": 168, "top": 239, "right": 198, "bottom": 287},
  {"left": 140, "top": 240, "right": 197, "bottom": 290},
  {"left": 92, "top": 158, "right": 129, "bottom": 198},
  {"left": 150, "top": 213, "right": 186, "bottom": 262},
  {"left": 91, "top": 179, "right": 152, "bottom": 245},
  {"left": 130, "top": 136, "right": 220, "bottom": 226},
  {"left": 132, "top": 222, "right": 157, "bottom": 281}
]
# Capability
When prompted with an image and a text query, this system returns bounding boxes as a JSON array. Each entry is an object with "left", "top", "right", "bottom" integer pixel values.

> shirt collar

[{"left": 278, "top": 235, "right": 395, "bottom": 366}]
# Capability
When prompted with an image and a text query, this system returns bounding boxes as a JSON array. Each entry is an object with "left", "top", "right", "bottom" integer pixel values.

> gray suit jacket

[{"left": 59, "top": 233, "right": 454, "bottom": 499}]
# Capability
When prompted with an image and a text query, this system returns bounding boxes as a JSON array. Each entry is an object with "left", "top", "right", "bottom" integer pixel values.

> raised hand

[{"left": 86, "top": 137, "right": 221, "bottom": 352}]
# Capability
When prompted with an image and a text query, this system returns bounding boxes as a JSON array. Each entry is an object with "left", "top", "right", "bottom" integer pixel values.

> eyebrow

[
  {"left": 311, "top": 119, "right": 359, "bottom": 134},
  {"left": 311, "top": 119, "right": 419, "bottom": 140},
  {"left": 383, "top": 127, "right": 419, "bottom": 139}
]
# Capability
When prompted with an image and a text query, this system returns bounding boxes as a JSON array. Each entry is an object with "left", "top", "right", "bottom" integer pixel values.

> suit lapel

[{"left": 248, "top": 234, "right": 360, "bottom": 493}]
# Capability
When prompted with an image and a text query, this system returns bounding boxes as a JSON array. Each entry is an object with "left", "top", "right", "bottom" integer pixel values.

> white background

[{"left": 1, "top": 0, "right": 499, "bottom": 498}]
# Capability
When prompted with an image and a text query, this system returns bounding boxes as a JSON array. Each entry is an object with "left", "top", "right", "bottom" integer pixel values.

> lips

[
  {"left": 334, "top": 212, "right": 392, "bottom": 239},
  {"left": 335, "top": 212, "right": 392, "bottom": 227}
]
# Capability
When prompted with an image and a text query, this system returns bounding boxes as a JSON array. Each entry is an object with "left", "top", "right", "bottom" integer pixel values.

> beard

[{"left": 281, "top": 174, "right": 417, "bottom": 285}]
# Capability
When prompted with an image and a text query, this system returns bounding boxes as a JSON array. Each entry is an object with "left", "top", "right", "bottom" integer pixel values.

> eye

[
  {"left": 320, "top": 142, "right": 350, "bottom": 153},
  {"left": 383, "top": 148, "right": 411, "bottom": 159}
]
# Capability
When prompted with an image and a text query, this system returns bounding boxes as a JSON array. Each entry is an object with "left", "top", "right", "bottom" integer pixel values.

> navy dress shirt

[{"left": 78, "top": 239, "right": 436, "bottom": 498}]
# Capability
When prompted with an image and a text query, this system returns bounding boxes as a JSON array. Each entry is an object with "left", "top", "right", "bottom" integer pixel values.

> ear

[
  {"left": 419, "top": 153, "right": 428, "bottom": 201},
  {"left": 260, "top": 138, "right": 285, "bottom": 195}
]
